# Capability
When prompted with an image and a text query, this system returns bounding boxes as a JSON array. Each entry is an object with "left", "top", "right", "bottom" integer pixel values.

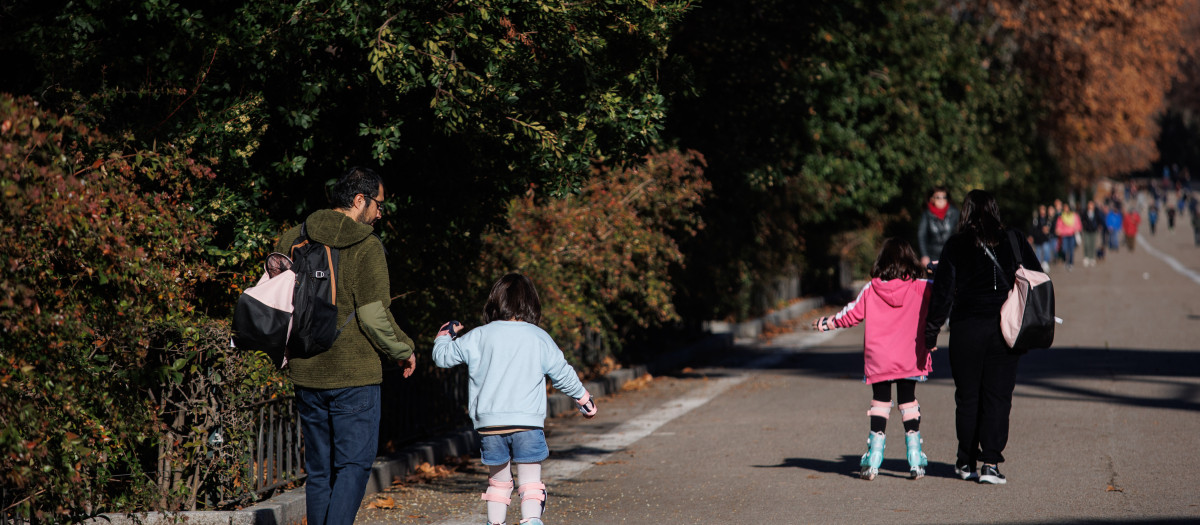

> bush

[
  {"left": 477, "top": 149, "right": 709, "bottom": 365},
  {"left": 0, "top": 94, "right": 288, "bottom": 520}
]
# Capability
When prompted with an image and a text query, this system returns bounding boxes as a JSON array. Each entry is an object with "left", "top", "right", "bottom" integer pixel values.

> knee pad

[
  {"left": 898, "top": 401, "right": 921, "bottom": 421},
  {"left": 867, "top": 400, "right": 891, "bottom": 419},
  {"left": 481, "top": 478, "right": 513, "bottom": 505},
  {"left": 518, "top": 482, "right": 546, "bottom": 504},
  {"left": 518, "top": 481, "right": 547, "bottom": 516}
]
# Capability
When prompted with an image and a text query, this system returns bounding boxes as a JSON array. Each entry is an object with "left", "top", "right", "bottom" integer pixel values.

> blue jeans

[
  {"left": 297, "top": 385, "right": 381, "bottom": 525},
  {"left": 1060, "top": 234, "right": 1077, "bottom": 265},
  {"left": 1036, "top": 241, "right": 1054, "bottom": 269}
]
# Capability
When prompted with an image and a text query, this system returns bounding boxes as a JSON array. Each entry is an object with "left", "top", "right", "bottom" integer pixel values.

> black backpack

[{"left": 286, "top": 224, "right": 354, "bottom": 358}]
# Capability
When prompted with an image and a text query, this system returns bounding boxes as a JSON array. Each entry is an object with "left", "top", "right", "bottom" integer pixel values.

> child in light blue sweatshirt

[{"left": 433, "top": 272, "right": 597, "bottom": 525}]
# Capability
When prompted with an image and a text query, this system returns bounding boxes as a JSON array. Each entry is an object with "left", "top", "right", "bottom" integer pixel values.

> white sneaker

[{"left": 955, "top": 463, "right": 979, "bottom": 481}]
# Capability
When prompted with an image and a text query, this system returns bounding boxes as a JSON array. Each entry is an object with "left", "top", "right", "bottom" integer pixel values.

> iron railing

[{"left": 250, "top": 396, "right": 305, "bottom": 495}]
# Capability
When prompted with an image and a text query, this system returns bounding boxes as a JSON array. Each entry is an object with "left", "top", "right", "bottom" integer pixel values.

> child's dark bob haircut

[
  {"left": 483, "top": 272, "right": 542, "bottom": 325},
  {"left": 870, "top": 238, "right": 924, "bottom": 281}
]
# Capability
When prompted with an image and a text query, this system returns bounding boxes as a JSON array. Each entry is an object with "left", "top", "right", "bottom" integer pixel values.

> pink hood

[
  {"left": 868, "top": 277, "right": 912, "bottom": 308},
  {"left": 829, "top": 278, "right": 933, "bottom": 384}
]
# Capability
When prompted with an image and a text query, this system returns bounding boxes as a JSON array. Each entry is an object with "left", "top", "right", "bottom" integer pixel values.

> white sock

[{"left": 517, "top": 462, "right": 544, "bottom": 521}]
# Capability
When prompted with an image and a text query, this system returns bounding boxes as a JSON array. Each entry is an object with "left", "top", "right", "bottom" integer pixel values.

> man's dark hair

[
  {"left": 871, "top": 238, "right": 924, "bottom": 281},
  {"left": 927, "top": 186, "right": 950, "bottom": 201},
  {"left": 330, "top": 166, "right": 383, "bottom": 209},
  {"left": 957, "top": 189, "right": 1005, "bottom": 247},
  {"left": 483, "top": 273, "right": 542, "bottom": 326}
]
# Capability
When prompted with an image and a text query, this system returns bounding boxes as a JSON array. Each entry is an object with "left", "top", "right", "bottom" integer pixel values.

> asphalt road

[{"left": 357, "top": 210, "right": 1200, "bottom": 524}]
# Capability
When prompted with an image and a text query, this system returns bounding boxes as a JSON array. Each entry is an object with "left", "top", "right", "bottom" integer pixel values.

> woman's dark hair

[
  {"left": 483, "top": 273, "right": 542, "bottom": 325},
  {"left": 927, "top": 186, "right": 950, "bottom": 201},
  {"left": 957, "top": 189, "right": 1005, "bottom": 247},
  {"left": 330, "top": 166, "right": 383, "bottom": 209},
  {"left": 870, "top": 238, "right": 924, "bottom": 281}
]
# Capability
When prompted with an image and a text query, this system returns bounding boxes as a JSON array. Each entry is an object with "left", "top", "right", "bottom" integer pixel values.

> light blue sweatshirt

[{"left": 432, "top": 320, "right": 587, "bottom": 429}]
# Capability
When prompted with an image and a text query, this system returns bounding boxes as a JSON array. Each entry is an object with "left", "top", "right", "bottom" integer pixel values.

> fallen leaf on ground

[
  {"left": 366, "top": 495, "right": 397, "bottom": 509},
  {"left": 621, "top": 373, "right": 654, "bottom": 391},
  {"left": 404, "top": 462, "right": 456, "bottom": 483}
]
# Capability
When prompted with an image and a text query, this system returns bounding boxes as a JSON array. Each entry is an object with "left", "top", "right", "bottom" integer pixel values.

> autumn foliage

[
  {"left": 478, "top": 149, "right": 709, "bottom": 362},
  {"left": 973, "top": 0, "right": 1200, "bottom": 182},
  {"left": 1, "top": 95, "right": 288, "bottom": 518}
]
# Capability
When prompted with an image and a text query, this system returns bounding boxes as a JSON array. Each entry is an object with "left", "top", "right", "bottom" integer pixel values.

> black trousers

[{"left": 948, "top": 314, "right": 1021, "bottom": 465}]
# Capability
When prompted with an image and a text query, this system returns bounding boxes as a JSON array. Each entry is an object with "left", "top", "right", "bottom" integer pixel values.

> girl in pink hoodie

[{"left": 813, "top": 238, "right": 933, "bottom": 480}]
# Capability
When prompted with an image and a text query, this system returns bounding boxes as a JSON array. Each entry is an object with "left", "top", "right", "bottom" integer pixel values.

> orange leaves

[
  {"left": 479, "top": 149, "right": 708, "bottom": 359},
  {"left": 978, "top": 0, "right": 1195, "bottom": 181},
  {"left": 365, "top": 495, "right": 397, "bottom": 509}
]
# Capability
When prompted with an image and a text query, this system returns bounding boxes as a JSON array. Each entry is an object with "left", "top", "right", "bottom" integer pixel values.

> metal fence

[
  {"left": 250, "top": 364, "right": 471, "bottom": 497},
  {"left": 250, "top": 396, "right": 305, "bottom": 495}
]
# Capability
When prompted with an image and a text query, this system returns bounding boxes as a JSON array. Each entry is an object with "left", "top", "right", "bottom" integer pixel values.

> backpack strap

[{"left": 294, "top": 222, "right": 357, "bottom": 340}]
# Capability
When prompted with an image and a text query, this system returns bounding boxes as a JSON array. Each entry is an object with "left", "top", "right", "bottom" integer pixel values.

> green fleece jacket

[{"left": 275, "top": 209, "right": 415, "bottom": 389}]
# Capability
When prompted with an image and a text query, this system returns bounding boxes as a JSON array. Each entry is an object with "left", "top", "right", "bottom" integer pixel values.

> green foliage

[
  {"left": 477, "top": 149, "right": 709, "bottom": 364},
  {"left": 664, "top": 0, "right": 1055, "bottom": 316},
  {"left": 0, "top": 95, "right": 288, "bottom": 519},
  {"left": 0, "top": 0, "right": 695, "bottom": 326}
]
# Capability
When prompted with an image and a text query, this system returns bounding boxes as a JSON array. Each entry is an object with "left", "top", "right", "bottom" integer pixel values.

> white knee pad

[{"left": 899, "top": 401, "right": 921, "bottom": 421}]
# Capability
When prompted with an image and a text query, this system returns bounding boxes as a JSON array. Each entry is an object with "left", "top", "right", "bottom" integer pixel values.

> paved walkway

[{"left": 355, "top": 210, "right": 1200, "bottom": 524}]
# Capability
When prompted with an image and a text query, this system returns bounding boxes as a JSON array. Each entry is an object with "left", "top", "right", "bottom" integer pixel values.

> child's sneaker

[
  {"left": 955, "top": 462, "right": 978, "bottom": 481},
  {"left": 978, "top": 464, "right": 1007, "bottom": 484}
]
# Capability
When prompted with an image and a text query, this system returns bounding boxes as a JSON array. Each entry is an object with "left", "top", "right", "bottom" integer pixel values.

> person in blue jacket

[
  {"left": 1105, "top": 203, "right": 1124, "bottom": 253},
  {"left": 433, "top": 273, "right": 597, "bottom": 525}
]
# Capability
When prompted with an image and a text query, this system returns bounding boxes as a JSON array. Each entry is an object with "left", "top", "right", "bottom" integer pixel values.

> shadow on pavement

[
  {"left": 730, "top": 343, "right": 1200, "bottom": 412},
  {"left": 754, "top": 455, "right": 960, "bottom": 480}
]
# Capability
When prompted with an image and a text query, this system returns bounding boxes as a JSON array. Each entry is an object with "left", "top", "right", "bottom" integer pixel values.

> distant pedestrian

[
  {"left": 917, "top": 186, "right": 960, "bottom": 272},
  {"left": 1123, "top": 207, "right": 1141, "bottom": 252},
  {"left": 925, "top": 189, "right": 1040, "bottom": 485},
  {"left": 1054, "top": 203, "right": 1081, "bottom": 271},
  {"left": 814, "top": 238, "right": 933, "bottom": 481},
  {"left": 1148, "top": 205, "right": 1159, "bottom": 235},
  {"left": 1167, "top": 206, "right": 1177, "bottom": 231},
  {"left": 1105, "top": 204, "right": 1124, "bottom": 252},
  {"left": 1192, "top": 196, "right": 1200, "bottom": 246},
  {"left": 1080, "top": 201, "right": 1102, "bottom": 267},
  {"left": 433, "top": 273, "right": 598, "bottom": 525},
  {"left": 1031, "top": 205, "right": 1054, "bottom": 270}
]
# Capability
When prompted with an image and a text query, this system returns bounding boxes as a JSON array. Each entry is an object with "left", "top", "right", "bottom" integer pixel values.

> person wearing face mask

[{"left": 916, "top": 186, "right": 960, "bottom": 273}]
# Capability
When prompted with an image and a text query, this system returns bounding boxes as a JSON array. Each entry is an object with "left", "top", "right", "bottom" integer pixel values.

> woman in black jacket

[{"left": 924, "top": 190, "right": 1040, "bottom": 485}]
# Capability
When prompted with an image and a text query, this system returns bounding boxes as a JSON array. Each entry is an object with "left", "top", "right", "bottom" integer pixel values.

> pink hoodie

[{"left": 830, "top": 278, "right": 933, "bottom": 384}]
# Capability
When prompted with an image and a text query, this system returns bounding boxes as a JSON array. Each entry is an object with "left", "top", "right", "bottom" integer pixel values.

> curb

[
  {"left": 90, "top": 297, "right": 823, "bottom": 525},
  {"left": 701, "top": 297, "right": 825, "bottom": 341}
]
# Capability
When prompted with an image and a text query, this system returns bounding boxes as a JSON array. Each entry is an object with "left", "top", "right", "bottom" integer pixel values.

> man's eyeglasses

[{"left": 364, "top": 195, "right": 385, "bottom": 209}]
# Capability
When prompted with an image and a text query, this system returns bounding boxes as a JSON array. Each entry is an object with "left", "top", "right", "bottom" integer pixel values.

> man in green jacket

[{"left": 275, "top": 166, "right": 416, "bottom": 525}]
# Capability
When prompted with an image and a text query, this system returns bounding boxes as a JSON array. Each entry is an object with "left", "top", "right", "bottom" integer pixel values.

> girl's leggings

[{"left": 869, "top": 380, "right": 919, "bottom": 433}]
